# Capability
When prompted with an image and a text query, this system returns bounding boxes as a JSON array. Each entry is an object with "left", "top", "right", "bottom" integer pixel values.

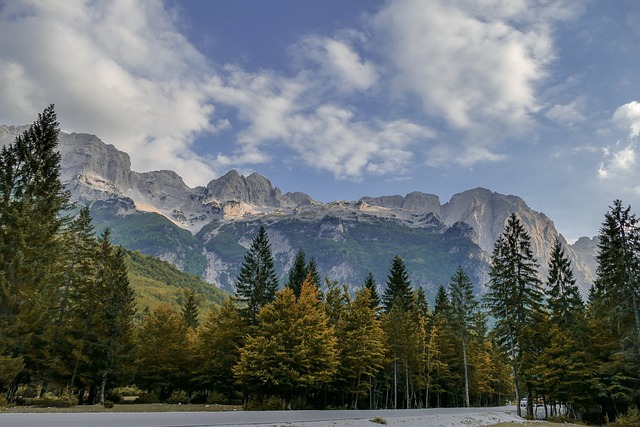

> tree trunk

[
  {"left": 462, "top": 335, "right": 470, "bottom": 407},
  {"left": 100, "top": 371, "right": 107, "bottom": 404}
]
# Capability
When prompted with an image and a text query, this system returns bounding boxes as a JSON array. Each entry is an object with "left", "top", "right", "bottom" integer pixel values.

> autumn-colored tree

[{"left": 234, "top": 278, "right": 338, "bottom": 408}]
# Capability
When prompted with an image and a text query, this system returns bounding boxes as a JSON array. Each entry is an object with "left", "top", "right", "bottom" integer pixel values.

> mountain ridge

[{"left": 0, "top": 125, "right": 598, "bottom": 298}]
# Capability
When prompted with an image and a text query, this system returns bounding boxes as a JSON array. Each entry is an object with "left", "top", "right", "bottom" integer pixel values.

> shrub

[
  {"left": 607, "top": 407, "right": 640, "bottom": 427},
  {"left": 370, "top": 416, "right": 387, "bottom": 424},
  {"left": 32, "top": 392, "right": 77, "bottom": 408},
  {"left": 0, "top": 395, "right": 8, "bottom": 408},
  {"left": 166, "top": 391, "right": 190, "bottom": 404},
  {"left": 103, "top": 400, "right": 114, "bottom": 409}
]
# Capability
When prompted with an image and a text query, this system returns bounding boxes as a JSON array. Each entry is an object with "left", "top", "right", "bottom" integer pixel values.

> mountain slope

[{"left": 0, "top": 125, "right": 598, "bottom": 299}]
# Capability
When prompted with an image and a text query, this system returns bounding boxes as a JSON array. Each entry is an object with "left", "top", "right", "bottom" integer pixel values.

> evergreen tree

[
  {"left": 588, "top": 200, "right": 640, "bottom": 419},
  {"left": 546, "top": 239, "right": 584, "bottom": 329},
  {"left": 0, "top": 105, "right": 71, "bottom": 383},
  {"left": 364, "top": 272, "right": 381, "bottom": 312},
  {"left": 235, "top": 226, "right": 279, "bottom": 325},
  {"left": 307, "top": 258, "right": 321, "bottom": 288},
  {"left": 181, "top": 289, "right": 200, "bottom": 329},
  {"left": 414, "top": 287, "right": 430, "bottom": 320},
  {"left": 484, "top": 213, "right": 544, "bottom": 417},
  {"left": 382, "top": 255, "right": 413, "bottom": 313},
  {"left": 434, "top": 284, "right": 451, "bottom": 316},
  {"left": 286, "top": 249, "right": 307, "bottom": 298},
  {"left": 449, "top": 267, "right": 478, "bottom": 407}
]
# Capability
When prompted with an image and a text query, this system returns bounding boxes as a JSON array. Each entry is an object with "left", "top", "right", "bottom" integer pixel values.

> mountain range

[{"left": 0, "top": 125, "right": 599, "bottom": 300}]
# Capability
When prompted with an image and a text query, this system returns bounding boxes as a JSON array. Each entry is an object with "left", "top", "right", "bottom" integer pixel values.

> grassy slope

[{"left": 125, "top": 248, "right": 228, "bottom": 317}]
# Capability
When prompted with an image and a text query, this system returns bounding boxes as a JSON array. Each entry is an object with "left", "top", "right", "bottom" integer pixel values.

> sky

[{"left": 1, "top": 0, "right": 640, "bottom": 241}]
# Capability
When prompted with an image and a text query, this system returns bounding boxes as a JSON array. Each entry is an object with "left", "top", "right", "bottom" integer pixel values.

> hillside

[{"left": 126, "top": 248, "right": 228, "bottom": 317}]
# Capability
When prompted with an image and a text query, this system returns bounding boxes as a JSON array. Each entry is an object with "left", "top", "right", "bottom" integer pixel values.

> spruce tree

[
  {"left": 0, "top": 105, "right": 71, "bottom": 384},
  {"left": 546, "top": 239, "right": 584, "bottom": 329},
  {"left": 235, "top": 225, "right": 279, "bottom": 325},
  {"left": 484, "top": 213, "right": 544, "bottom": 417},
  {"left": 181, "top": 290, "right": 200, "bottom": 329},
  {"left": 364, "top": 272, "right": 381, "bottom": 312},
  {"left": 449, "top": 267, "right": 478, "bottom": 407},
  {"left": 588, "top": 200, "right": 640, "bottom": 418},
  {"left": 286, "top": 249, "right": 307, "bottom": 298},
  {"left": 382, "top": 255, "right": 413, "bottom": 313}
]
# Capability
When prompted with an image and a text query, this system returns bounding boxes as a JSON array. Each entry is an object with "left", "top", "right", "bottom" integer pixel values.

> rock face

[{"left": 0, "top": 125, "right": 598, "bottom": 297}]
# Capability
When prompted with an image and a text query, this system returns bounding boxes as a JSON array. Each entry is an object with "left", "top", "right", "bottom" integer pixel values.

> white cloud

[
  {"left": 546, "top": 100, "right": 586, "bottom": 127},
  {"left": 598, "top": 144, "right": 636, "bottom": 179},
  {"left": 208, "top": 68, "right": 434, "bottom": 179},
  {"left": 294, "top": 35, "right": 379, "bottom": 92},
  {"left": 369, "top": 0, "right": 570, "bottom": 138},
  {"left": 613, "top": 101, "right": 640, "bottom": 138},
  {"left": 0, "top": 0, "right": 217, "bottom": 186}
]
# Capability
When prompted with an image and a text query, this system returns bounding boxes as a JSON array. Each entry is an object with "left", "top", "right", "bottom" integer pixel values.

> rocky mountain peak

[{"left": 206, "top": 170, "right": 282, "bottom": 207}]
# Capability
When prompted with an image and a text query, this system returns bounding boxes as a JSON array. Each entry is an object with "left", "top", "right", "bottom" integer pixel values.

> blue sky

[{"left": 1, "top": 0, "right": 640, "bottom": 241}]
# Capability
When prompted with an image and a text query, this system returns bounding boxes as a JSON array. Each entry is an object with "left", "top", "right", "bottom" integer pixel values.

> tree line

[{"left": 0, "top": 107, "right": 639, "bottom": 424}]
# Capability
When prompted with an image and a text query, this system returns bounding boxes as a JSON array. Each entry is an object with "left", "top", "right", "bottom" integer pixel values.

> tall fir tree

[
  {"left": 364, "top": 272, "right": 381, "bottom": 312},
  {"left": 449, "top": 266, "right": 478, "bottom": 407},
  {"left": 286, "top": 249, "right": 307, "bottom": 298},
  {"left": 484, "top": 213, "right": 544, "bottom": 417},
  {"left": 545, "top": 239, "right": 584, "bottom": 330},
  {"left": 181, "top": 289, "right": 200, "bottom": 329},
  {"left": 235, "top": 225, "right": 279, "bottom": 325},
  {"left": 0, "top": 105, "right": 71, "bottom": 384},
  {"left": 382, "top": 255, "right": 413, "bottom": 313},
  {"left": 588, "top": 200, "right": 640, "bottom": 419}
]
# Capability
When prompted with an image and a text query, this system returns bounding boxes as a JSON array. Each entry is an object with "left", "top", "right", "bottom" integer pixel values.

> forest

[{"left": 1, "top": 106, "right": 639, "bottom": 424}]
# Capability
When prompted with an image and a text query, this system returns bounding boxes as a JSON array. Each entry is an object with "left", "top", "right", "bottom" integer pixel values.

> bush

[
  {"left": 370, "top": 417, "right": 387, "bottom": 425},
  {"left": 113, "top": 385, "right": 143, "bottom": 397},
  {"left": 104, "top": 390, "right": 122, "bottom": 403},
  {"left": 607, "top": 407, "right": 640, "bottom": 427},
  {"left": 32, "top": 392, "right": 77, "bottom": 408},
  {"left": 166, "top": 391, "right": 190, "bottom": 404},
  {"left": 0, "top": 395, "right": 8, "bottom": 408},
  {"left": 103, "top": 400, "right": 114, "bottom": 409}
]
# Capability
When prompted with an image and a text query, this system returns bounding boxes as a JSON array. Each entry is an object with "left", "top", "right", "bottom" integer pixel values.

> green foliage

[
  {"left": 370, "top": 416, "right": 387, "bottom": 424},
  {"left": 235, "top": 226, "right": 279, "bottom": 325},
  {"left": 606, "top": 407, "right": 640, "bottom": 427},
  {"left": 91, "top": 202, "right": 208, "bottom": 277},
  {"left": 382, "top": 255, "right": 413, "bottom": 313},
  {"left": 125, "top": 248, "right": 226, "bottom": 313}
]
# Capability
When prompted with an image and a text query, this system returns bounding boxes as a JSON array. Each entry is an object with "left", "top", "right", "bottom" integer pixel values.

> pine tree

[
  {"left": 181, "top": 289, "right": 200, "bottom": 329},
  {"left": 0, "top": 105, "right": 71, "bottom": 383},
  {"left": 235, "top": 225, "right": 279, "bottom": 325},
  {"left": 588, "top": 200, "right": 640, "bottom": 418},
  {"left": 449, "top": 267, "right": 478, "bottom": 407},
  {"left": 382, "top": 255, "right": 413, "bottom": 313},
  {"left": 546, "top": 239, "right": 584, "bottom": 329},
  {"left": 484, "top": 213, "right": 544, "bottom": 417},
  {"left": 286, "top": 249, "right": 307, "bottom": 298},
  {"left": 364, "top": 272, "right": 381, "bottom": 312}
]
